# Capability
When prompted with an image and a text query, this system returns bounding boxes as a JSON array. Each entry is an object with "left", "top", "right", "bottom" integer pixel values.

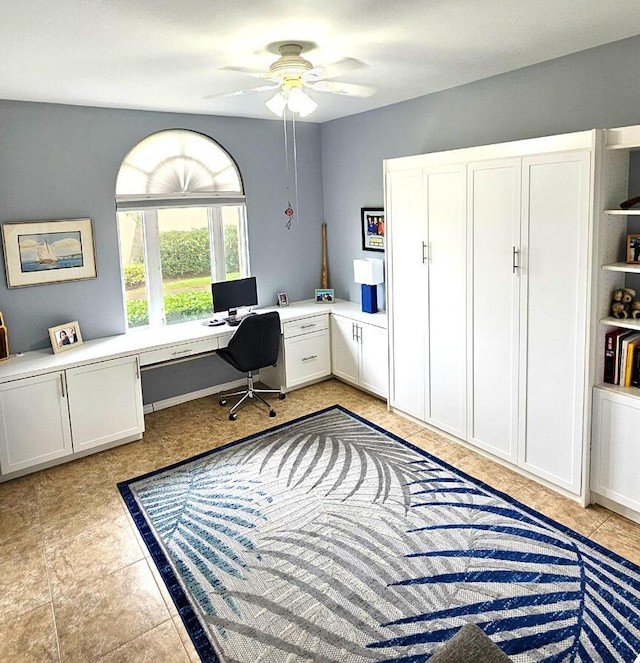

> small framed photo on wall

[
  {"left": 626, "top": 234, "right": 640, "bottom": 264},
  {"left": 361, "top": 207, "right": 385, "bottom": 252},
  {"left": 49, "top": 321, "right": 83, "bottom": 354}
]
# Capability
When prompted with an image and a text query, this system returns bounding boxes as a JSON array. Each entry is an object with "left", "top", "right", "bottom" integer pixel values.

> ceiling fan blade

[
  {"left": 308, "top": 80, "right": 376, "bottom": 98},
  {"left": 204, "top": 83, "right": 280, "bottom": 100},
  {"left": 219, "top": 65, "right": 274, "bottom": 80},
  {"left": 318, "top": 57, "right": 365, "bottom": 80}
]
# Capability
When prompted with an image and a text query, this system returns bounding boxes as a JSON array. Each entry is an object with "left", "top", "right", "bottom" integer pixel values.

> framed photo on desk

[
  {"left": 49, "top": 321, "right": 83, "bottom": 354},
  {"left": 315, "top": 288, "right": 334, "bottom": 303}
]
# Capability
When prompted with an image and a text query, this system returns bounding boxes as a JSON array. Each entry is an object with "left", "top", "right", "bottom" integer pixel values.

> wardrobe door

[
  {"left": 518, "top": 151, "right": 590, "bottom": 494},
  {"left": 468, "top": 159, "right": 521, "bottom": 462},
  {"left": 424, "top": 165, "right": 467, "bottom": 438},
  {"left": 386, "top": 168, "right": 427, "bottom": 420}
]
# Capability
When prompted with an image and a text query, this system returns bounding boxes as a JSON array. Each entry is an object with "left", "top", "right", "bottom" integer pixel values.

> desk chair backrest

[{"left": 222, "top": 312, "right": 281, "bottom": 373}]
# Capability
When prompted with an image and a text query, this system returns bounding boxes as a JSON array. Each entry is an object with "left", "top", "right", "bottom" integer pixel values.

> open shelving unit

[
  {"left": 591, "top": 124, "right": 640, "bottom": 521},
  {"left": 595, "top": 127, "right": 640, "bottom": 395}
]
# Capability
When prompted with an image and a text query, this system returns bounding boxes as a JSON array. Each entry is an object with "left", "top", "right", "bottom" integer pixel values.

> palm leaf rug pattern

[{"left": 118, "top": 406, "right": 640, "bottom": 662}]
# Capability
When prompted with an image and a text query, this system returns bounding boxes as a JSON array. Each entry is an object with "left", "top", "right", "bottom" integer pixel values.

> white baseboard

[{"left": 144, "top": 378, "right": 248, "bottom": 414}]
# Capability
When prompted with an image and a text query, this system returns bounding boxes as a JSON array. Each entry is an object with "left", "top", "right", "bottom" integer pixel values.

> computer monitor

[{"left": 211, "top": 276, "right": 258, "bottom": 317}]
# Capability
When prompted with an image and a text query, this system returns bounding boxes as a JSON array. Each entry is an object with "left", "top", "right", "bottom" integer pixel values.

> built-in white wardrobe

[{"left": 385, "top": 131, "right": 596, "bottom": 500}]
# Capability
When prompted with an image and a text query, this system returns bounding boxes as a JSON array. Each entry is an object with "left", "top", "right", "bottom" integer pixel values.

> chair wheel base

[
  {"left": 278, "top": 393, "right": 287, "bottom": 400},
  {"left": 269, "top": 410, "right": 276, "bottom": 417},
  {"left": 219, "top": 398, "right": 227, "bottom": 406},
  {"left": 229, "top": 413, "right": 237, "bottom": 421}
]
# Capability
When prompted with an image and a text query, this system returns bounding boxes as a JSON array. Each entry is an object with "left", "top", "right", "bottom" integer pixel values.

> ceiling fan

[{"left": 211, "top": 43, "right": 376, "bottom": 117}]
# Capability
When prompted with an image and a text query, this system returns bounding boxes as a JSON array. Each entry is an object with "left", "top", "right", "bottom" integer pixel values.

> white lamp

[{"left": 353, "top": 258, "right": 384, "bottom": 313}]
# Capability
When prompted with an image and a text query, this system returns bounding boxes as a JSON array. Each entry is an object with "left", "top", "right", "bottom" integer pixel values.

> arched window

[{"left": 115, "top": 130, "right": 249, "bottom": 328}]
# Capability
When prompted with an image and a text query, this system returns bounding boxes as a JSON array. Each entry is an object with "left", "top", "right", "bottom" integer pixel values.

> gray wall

[
  {"left": 321, "top": 34, "right": 640, "bottom": 304},
  {"left": 0, "top": 101, "right": 324, "bottom": 353},
  {"left": 5, "top": 33, "right": 640, "bottom": 402}
]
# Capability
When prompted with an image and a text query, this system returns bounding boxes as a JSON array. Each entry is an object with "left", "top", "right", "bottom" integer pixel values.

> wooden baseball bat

[{"left": 321, "top": 223, "right": 328, "bottom": 289}]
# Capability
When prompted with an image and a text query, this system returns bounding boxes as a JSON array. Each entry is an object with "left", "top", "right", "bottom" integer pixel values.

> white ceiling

[{"left": 3, "top": 0, "right": 640, "bottom": 123}]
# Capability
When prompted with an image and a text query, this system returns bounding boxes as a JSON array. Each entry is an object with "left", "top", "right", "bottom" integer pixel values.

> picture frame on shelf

[
  {"left": 1, "top": 218, "right": 97, "bottom": 288},
  {"left": 627, "top": 234, "right": 640, "bottom": 264},
  {"left": 361, "top": 207, "right": 385, "bottom": 252},
  {"left": 277, "top": 292, "right": 289, "bottom": 307},
  {"left": 48, "top": 321, "right": 83, "bottom": 354},
  {"left": 315, "top": 288, "right": 334, "bottom": 304}
]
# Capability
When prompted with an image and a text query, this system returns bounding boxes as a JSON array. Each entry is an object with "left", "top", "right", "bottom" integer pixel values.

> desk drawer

[
  {"left": 285, "top": 329, "right": 331, "bottom": 388},
  {"left": 139, "top": 337, "right": 219, "bottom": 366},
  {"left": 283, "top": 314, "right": 328, "bottom": 339}
]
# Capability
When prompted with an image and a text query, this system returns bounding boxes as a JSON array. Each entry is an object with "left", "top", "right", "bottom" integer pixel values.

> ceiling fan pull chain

[
  {"left": 282, "top": 110, "right": 294, "bottom": 229},
  {"left": 292, "top": 112, "right": 300, "bottom": 228}
]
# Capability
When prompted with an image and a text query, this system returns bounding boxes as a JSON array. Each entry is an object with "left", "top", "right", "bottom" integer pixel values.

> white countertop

[{"left": 0, "top": 299, "right": 386, "bottom": 383}]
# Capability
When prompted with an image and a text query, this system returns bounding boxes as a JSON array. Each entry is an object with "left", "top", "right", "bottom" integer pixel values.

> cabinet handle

[
  {"left": 300, "top": 323, "right": 317, "bottom": 330},
  {"left": 135, "top": 357, "right": 140, "bottom": 379},
  {"left": 171, "top": 348, "right": 192, "bottom": 357},
  {"left": 302, "top": 355, "right": 318, "bottom": 362},
  {"left": 356, "top": 324, "right": 362, "bottom": 342},
  {"left": 422, "top": 241, "right": 429, "bottom": 263},
  {"left": 60, "top": 374, "right": 66, "bottom": 398},
  {"left": 352, "top": 322, "right": 357, "bottom": 341},
  {"left": 512, "top": 246, "right": 519, "bottom": 273}
]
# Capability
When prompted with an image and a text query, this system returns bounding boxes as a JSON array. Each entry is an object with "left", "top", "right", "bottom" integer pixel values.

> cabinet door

[
  {"left": 331, "top": 316, "right": 359, "bottom": 386},
  {"left": 359, "top": 323, "right": 388, "bottom": 398},
  {"left": 591, "top": 387, "right": 640, "bottom": 511},
  {"left": 518, "top": 151, "right": 590, "bottom": 493},
  {"left": 386, "top": 168, "right": 428, "bottom": 419},
  {"left": 425, "top": 165, "right": 467, "bottom": 438},
  {"left": 0, "top": 372, "right": 72, "bottom": 474},
  {"left": 284, "top": 330, "right": 331, "bottom": 388},
  {"left": 67, "top": 356, "right": 144, "bottom": 452},
  {"left": 468, "top": 159, "right": 521, "bottom": 462}
]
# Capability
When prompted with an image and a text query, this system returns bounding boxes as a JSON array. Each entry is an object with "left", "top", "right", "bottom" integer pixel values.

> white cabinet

[
  {"left": 261, "top": 314, "right": 332, "bottom": 391},
  {"left": 0, "top": 372, "right": 72, "bottom": 474},
  {"left": 591, "top": 387, "right": 640, "bottom": 512},
  {"left": 0, "top": 356, "right": 144, "bottom": 476},
  {"left": 517, "top": 152, "right": 590, "bottom": 493},
  {"left": 386, "top": 163, "right": 467, "bottom": 438},
  {"left": 468, "top": 159, "right": 521, "bottom": 461},
  {"left": 331, "top": 316, "right": 359, "bottom": 384},
  {"left": 331, "top": 314, "right": 388, "bottom": 398},
  {"left": 67, "top": 355, "right": 144, "bottom": 452},
  {"left": 467, "top": 151, "right": 590, "bottom": 495},
  {"left": 386, "top": 133, "right": 594, "bottom": 497}
]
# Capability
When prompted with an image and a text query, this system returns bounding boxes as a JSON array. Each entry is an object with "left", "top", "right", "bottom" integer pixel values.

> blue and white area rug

[{"left": 118, "top": 406, "right": 640, "bottom": 663}]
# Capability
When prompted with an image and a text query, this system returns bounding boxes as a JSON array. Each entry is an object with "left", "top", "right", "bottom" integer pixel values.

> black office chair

[{"left": 217, "top": 311, "right": 286, "bottom": 420}]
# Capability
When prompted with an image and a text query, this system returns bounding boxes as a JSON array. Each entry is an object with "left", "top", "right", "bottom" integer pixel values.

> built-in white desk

[{"left": 0, "top": 300, "right": 387, "bottom": 480}]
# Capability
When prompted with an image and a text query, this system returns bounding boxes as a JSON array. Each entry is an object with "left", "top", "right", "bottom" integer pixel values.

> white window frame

[{"left": 122, "top": 203, "right": 249, "bottom": 327}]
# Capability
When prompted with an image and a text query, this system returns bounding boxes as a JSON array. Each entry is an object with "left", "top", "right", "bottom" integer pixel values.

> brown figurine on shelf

[{"left": 611, "top": 288, "right": 637, "bottom": 318}]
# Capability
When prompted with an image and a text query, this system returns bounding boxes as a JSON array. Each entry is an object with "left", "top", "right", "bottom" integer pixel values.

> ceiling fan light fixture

[
  {"left": 287, "top": 88, "right": 317, "bottom": 117},
  {"left": 265, "top": 91, "right": 287, "bottom": 117}
]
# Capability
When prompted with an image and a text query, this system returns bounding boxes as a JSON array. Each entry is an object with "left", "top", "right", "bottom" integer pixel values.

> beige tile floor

[{"left": 1, "top": 378, "right": 639, "bottom": 662}]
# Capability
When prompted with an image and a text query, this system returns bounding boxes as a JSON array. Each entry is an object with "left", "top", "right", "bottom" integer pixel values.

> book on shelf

[
  {"left": 624, "top": 337, "right": 640, "bottom": 387},
  {"left": 616, "top": 331, "right": 639, "bottom": 385},
  {"left": 604, "top": 328, "right": 629, "bottom": 383},
  {"left": 620, "top": 333, "right": 640, "bottom": 386},
  {"left": 632, "top": 345, "right": 640, "bottom": 388}
]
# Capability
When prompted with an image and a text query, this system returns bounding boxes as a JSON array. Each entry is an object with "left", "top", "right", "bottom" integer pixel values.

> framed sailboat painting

[{"left": 1, "top": 218, "right": 97, "bottom": 288}]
